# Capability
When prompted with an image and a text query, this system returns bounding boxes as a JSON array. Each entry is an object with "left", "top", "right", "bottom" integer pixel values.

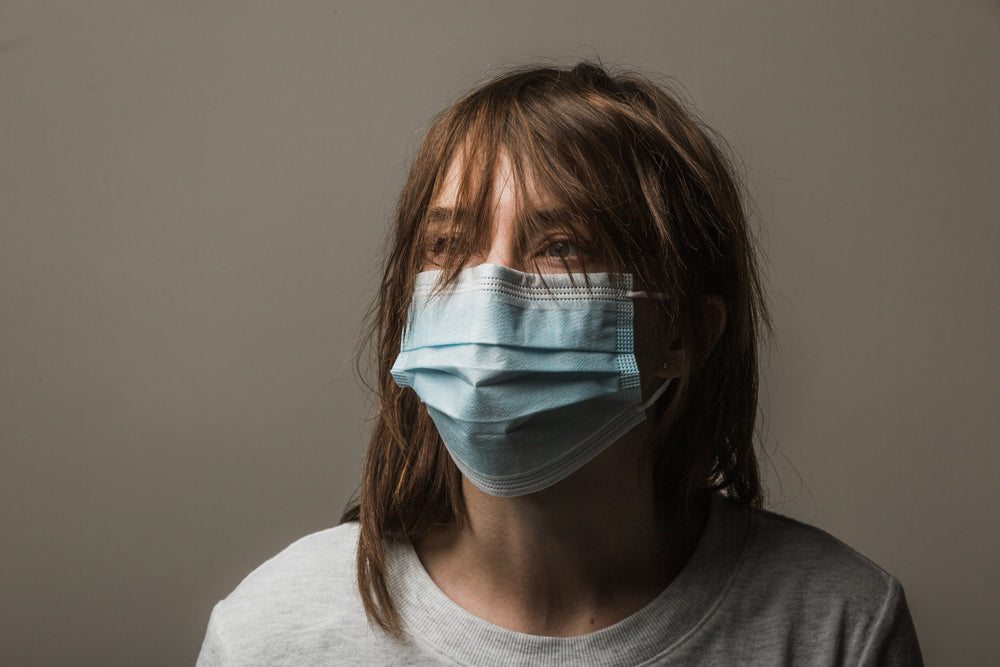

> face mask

[{"left": 390, "top": 263, "right": 672, "bottom": 497}]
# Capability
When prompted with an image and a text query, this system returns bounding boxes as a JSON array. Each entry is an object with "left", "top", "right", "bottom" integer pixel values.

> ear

[
  {"left": 651, "top": 296, "right": 727, "bottom": 380},
  {"left": 702, "top": 295, "right": 728, "bottom": 351}
]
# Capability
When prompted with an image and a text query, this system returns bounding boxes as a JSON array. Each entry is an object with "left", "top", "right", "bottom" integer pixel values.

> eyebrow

[
  {"left": 531, "top": 208, "right": 575, "bottom": 226},
  {"left": 425, "top": 206, "right": 575, "bottom": 226},
  {"left": 425, "top": 206, "right": 461, "bottom": 226}
]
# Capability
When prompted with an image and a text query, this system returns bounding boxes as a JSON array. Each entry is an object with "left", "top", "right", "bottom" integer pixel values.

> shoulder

[
  {"left": 220, "top": 521, "right": 361, "bottom": 611},
  {"left": 197, "top": 522, "right": 369, "bottom": 666},
  {"left": 742, "top": 505, "right": 897, "bottom": 603},
  {"left": 708, "top": 501, "right": 922, "bottom": 664}
]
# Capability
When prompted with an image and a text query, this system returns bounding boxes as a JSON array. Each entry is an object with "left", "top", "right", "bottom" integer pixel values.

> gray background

[{"left": 2, "top": 1, "right": 998, "bottom": 665}]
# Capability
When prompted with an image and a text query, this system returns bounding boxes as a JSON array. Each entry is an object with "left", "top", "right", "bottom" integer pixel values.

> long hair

[{"left": 341, "top": 62, "right": 770, "bottom": 637}]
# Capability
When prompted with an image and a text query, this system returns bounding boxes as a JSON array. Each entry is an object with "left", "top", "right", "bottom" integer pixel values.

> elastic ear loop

[
  {"left": 626, "top": 290, "right": 668, "bottom": 299},
  {"left": 626, "top": 287, "right": 673, "bottom": 412},
  {"left": 641, "top": 376, "right": 676, "bottom": 410}
]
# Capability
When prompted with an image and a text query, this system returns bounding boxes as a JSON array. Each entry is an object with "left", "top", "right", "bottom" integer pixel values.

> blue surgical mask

[{"left": 390, "top": 263, "right": 672, "bottom": 497}]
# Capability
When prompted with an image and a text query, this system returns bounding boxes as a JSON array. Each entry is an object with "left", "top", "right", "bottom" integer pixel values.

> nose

[
  {"left": 482, "top": 242, "right": 522, "bottom": 271},
  {"left": 481, "top": 219, "right": 525, "bottom": 271}
]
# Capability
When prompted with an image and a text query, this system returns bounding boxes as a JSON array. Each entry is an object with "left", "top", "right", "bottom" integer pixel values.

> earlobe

[
  {"left": 650, "top": 296, "right": 727, "bottom": 380},
  {"left": 653, "top": 344, "right": 685, "bottom": 380}
]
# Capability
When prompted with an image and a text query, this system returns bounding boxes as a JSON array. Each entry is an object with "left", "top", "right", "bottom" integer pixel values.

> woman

[{"left": 197, "top": 62, "right": 921, "bottom": 665}]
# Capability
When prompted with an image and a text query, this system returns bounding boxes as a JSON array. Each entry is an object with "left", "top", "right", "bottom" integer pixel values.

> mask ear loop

[
  {"left": 641, "top": 376, "right": 676, "bottom": 410},
  {"left": 625, "top": 287, "right": 674, "bottom": 412},
  {"left": 626, "top": 290, "right": 668, "bottom": 299}
]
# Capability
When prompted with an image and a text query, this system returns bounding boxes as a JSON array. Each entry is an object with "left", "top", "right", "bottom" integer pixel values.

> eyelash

[
  {"left": 428, "top": 236, "right": 457, "bottom": 255},
  {"left": 424, "top": 235, "right": 591, "bottom": 266},
  {"left": 543, "top": 239, "right": 579, "bottom": 259}
]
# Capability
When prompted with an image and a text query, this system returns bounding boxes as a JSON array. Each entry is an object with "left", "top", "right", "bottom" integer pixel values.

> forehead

[{"left": 431, "top": 150, "right": 550, "bottom": 210}]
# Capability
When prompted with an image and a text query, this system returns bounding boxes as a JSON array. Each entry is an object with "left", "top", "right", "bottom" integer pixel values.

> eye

[
  {"left": 429, "top": 236, "right": 449, "bottom": 254},
  {"left": 544, "top": 240, "right": 581, "bottom": 259},
  {"left": 426, "top": 234, "right": 466, "bottom": 265}
]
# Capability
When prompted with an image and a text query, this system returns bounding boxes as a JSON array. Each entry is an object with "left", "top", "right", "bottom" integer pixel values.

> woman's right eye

[
  {"left": 429, "top": 236, "right": 449, "bottom": 254},
  {"left": 427, "top": 235, "right": 464, "bottom": 264}
]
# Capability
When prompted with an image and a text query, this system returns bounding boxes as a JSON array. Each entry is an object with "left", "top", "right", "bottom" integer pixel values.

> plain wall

[{"left": 2, "top": 2, "right": 998, "bottom": 665}]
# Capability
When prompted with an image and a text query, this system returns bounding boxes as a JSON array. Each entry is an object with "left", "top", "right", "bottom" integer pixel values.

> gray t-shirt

[{"left": 196, "top": 497, "right": 921, "bottom": 665}]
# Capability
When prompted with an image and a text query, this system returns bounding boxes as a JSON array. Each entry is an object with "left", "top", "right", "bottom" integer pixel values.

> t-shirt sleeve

[
  {"left": 859, "top": 578, "right": 923, "bottom": 666},
  {"left": 195, "top": 602, "right": 234, "bottom": 667}
]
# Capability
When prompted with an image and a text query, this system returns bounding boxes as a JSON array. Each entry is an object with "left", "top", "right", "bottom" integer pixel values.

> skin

[{"left": 412, "top": 153, "right": 721, "bottom": 637}]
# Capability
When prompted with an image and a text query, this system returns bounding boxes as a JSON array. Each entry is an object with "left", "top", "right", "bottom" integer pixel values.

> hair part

[{"left": 341, "top": 61, "right": 770, "bottom": 637}]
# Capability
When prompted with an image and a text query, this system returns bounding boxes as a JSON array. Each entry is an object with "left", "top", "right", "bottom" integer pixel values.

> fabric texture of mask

[{"left": 390, "top": 263, "right": 665, "bottom": 497}]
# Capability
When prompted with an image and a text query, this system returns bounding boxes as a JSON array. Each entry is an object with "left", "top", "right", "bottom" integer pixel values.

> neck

[{"left": 413, "top": 432, "right": 708, "bottom": 637}]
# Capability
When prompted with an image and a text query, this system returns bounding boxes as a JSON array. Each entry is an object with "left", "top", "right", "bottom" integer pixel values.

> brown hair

[{"left": 341, "top": 61, "right": 769, "bottom": 637}]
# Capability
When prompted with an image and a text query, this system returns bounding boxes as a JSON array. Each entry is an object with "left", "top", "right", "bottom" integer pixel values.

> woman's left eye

[{"left": 545, "top": 240, "right": 579, "bottom": 258}]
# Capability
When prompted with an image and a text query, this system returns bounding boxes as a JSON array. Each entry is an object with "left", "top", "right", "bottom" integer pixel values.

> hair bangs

[{"left": 414, "top": 106, "right": 622, "bottom": 293}]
